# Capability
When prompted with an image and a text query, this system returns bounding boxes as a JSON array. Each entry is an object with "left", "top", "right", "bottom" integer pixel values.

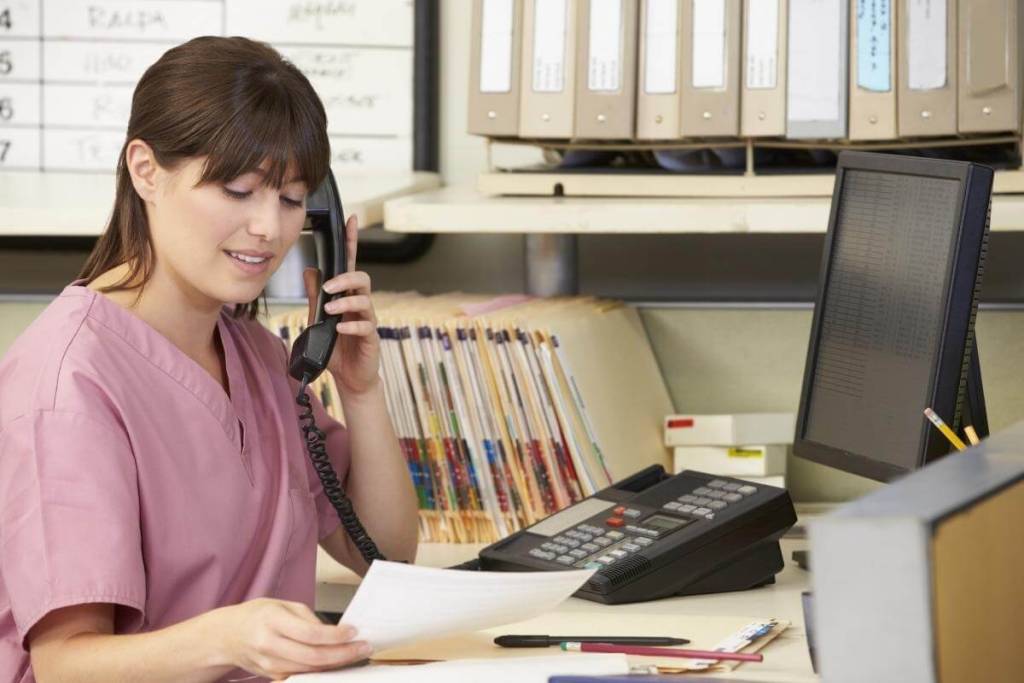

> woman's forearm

[
  {"left": 337, "top": 377, "right": 419, "bottom": 565},
  {"left": 31, "top": 608, "right": 232, "bottom": 683}
]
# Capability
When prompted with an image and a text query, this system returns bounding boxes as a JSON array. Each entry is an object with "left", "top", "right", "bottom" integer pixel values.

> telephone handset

[{"left": 288, "top": 169, "right": 386, "bottom": 565}]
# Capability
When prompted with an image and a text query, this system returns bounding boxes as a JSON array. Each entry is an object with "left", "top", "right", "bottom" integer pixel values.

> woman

[{"left": 0, "top": 36, "right": 418, "bottom": 682}]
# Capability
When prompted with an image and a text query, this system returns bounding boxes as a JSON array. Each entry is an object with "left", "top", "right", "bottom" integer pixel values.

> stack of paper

[
  {"left": 665, "top": 413, "right": 795, "bottom": 488},
  {"left": 270, "top": 294, "right": 673, "bottom": 543}
]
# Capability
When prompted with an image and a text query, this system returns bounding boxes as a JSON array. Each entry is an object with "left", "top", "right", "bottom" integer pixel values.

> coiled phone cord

[{"left": 296, "top": 377, "right": 386, "bottom": 565}]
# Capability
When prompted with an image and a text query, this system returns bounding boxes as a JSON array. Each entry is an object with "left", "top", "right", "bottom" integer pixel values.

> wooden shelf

[
  {"left": 0, "top": 169, "right": 441, "bottom": 237},
  {"left": 384, "top": 184, "right": 1024, "bottom": 234}
]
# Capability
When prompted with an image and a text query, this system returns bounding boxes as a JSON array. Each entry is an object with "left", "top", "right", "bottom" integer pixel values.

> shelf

[
  {"left": 0, "top": 169, "right": 441, "bottom": 237},
  {"left": 384, "top": 184, "right": 1024, "bottom": 234}
]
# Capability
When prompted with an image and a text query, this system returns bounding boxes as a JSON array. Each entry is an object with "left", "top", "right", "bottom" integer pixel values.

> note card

[
  {"left": 856, "top": 0, "right": 892, "bottom": 92},
  {"left": 289, "top": 653, "right": 631, "bottom": 682},
  {"left": 339, "top": 561, "right": 596, "bottom": 653},
  {"left": 746, "top": 0, "right": 780, "bottom": 90},
  {"left": 644, "top": 0, "right": 679, "bottom": 94},
  {"left": 692, "top": 0, "right": 727, "bottom": 89},
  {"left": 532, "top": 0, "right": 569, "bottom": 93},
  {"left": 588, "top": 0, "right": 623, "bottom": 91}
]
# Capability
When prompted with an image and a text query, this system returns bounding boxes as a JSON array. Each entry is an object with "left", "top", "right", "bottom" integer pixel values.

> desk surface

[{"left": 315, "top": 539, "right": 817, "bottom": 682}]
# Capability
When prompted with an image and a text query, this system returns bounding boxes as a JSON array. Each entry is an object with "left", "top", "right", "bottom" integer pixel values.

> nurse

[{"left": 0, "top": 36, "right": 418, "bottom": 682}]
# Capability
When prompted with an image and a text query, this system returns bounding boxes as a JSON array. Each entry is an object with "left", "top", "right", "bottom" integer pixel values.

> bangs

[{"left": 196, "top": 72, "right": 329, "bottom": 190}]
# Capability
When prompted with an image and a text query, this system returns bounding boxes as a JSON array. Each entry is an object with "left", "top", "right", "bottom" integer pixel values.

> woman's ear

[{"left": 125, "top": 139, "right": 160, "bottom": 203}]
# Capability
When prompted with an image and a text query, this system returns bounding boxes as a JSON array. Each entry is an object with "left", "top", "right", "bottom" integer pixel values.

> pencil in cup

[
  {"left": 560, "top": 641, "right": 763, "bottom": 662},
  {"left": 923, "top": 408, "right": 967, "bottom": 452}
]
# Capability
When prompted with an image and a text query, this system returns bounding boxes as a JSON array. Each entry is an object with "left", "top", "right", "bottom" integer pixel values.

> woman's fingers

[
  {"left": 345, "top": 214, "right": 359, "bottom": 272},
  {"left": 322, "top": 270, "right": 371, "bottom": 296}
]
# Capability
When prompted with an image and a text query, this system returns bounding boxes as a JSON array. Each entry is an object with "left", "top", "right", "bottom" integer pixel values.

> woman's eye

[
  {"left": 281, "top": 196, "right": 305, "bottom": 208},
  {"left": 223, "top": 188, "right": 251, "bottom": 200}
]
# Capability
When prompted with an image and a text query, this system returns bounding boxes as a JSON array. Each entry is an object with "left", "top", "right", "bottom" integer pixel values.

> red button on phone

[
  {"left": 605, "top": 517, "right": 625, "bottom": 527},
  {"left": 613, "top": 506, "right": 626, "bottom": 516}
]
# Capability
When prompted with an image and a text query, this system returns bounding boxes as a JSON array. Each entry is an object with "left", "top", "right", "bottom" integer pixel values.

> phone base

[{"left": 669, "top": 540, "right": 783, "bottom": 597}]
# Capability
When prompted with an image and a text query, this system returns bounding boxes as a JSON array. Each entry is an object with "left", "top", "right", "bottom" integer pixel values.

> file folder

[
  {"left": 680, "top": 0, "right": 742, "bottom": 137},
  {"left": 787, "top": 0, "right": 849, "bottom": 139},
  {"left": 897, "top": 0, "right": 957, "bottom": 137},
  {"left": 636, "top": 0, "right": 683, "bottom": 139},
  {"left": 740, "top": 0, "right": 788, "bottom": 137},
  {"left": 469, "top": 0, "right": 524, "bottom": 137},
  {"left": 519, "top": 0, "right": 578, "bottom": 138},
  {"left": 574, "top": 0, "right": 640, "bottom": 139},
  {"left": 958, "top": 0, "right": 1021, "bottom": 134},
  {"left": 849, "top": 0, "right": 897, "bottom": 139}
]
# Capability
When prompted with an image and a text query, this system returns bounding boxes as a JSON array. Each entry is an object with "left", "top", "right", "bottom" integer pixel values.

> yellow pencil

[{"left": 923, "top": 408, "right": 967, "bottom": 452}]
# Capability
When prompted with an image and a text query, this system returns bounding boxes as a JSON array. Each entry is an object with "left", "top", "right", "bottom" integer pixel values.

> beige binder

[
  {"left": 519, "top": 0, "right": 578, "bottom": 138},
  {"left": 959, "top": 0, "right": 1021, "bottom": 134},
  {"left": 468, "top": 0, "right": 524, "bottom": 137},
  {"left": 897, "top": 0, "right": 957, "bottom": 137},
  {"left": 574, "top": 0, "right": 640, "bottom": 139},
  {"left": 680, "top": 0, "right": 742, "bottom": 138},
  {"left": 740, "top": 0, "right": 788, "bottom": 137},
  {"left": 636, "top": 0, "right": 684, "bottom": 139},
  {"left": 849, "top": 0, "right": 897, "bottom": 140}
]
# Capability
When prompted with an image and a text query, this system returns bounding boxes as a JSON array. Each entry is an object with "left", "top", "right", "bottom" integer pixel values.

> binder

[
  {"left": 679, "top": 0, "right": 742, "bottom": 138},
  {"left": 740, "top": 0, "right": 788, "bottom": 137},
  {"left": 574, "top": 0, "right": 640, "bottom": 139},
  {"left": 468, "top": 0, "right": 524, "bottom": 137},
  {"left": 636, "top": 0, "right": 683, "bottom": 139},
  {"left": 519, "top": 0, "right": 578, "bottom": 138},
  {"left": 787, "top": 0, "right": 849, "bottom": 139},
  {"left": 848, "top": 0, "right": 897, "bottom": 139},
  {"left": 958, "top": 0, "right": 1021, "bottom": 134},
  {"left": 897, "top": 0, "right": 957, "bottom": 137}
]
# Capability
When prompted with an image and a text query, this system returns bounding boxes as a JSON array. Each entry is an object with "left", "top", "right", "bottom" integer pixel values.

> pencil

[
  {"left": 923, "top": 408, "right": 967, "bottom": 452},
  {"left": 964, "top": 425, "right": 981, "bottom": 446},
  {"left": 561, "top": 641, "right": 763, "bottom": 662}
]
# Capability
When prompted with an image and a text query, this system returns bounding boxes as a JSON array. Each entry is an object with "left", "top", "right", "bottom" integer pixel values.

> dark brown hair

[{"left": 79, "top": 36, "right": 330, "bottom": 318}]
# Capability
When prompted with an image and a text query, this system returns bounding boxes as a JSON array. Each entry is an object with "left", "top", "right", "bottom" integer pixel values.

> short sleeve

[{"left": 0, "top": 410, "right": 145, "bottom": 645}]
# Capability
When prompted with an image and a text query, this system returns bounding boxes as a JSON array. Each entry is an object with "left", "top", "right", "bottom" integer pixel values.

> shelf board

[
  {"left": 0, "top": 169, "right": 441, "bottom": 237},
  {"left": 385, "top": 184, "right": 1024, "bottom": 234}
]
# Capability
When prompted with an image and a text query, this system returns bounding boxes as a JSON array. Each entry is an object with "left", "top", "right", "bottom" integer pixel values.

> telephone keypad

[
  {"left": 581, "top": 542, "right": 600, "bottom": 552},
  {"left": 678, "top": 494, "right": 699, "bottom": 504},
  {"left": 693, "top": 486, "right": 713, "bottom": 496},
  {"left": 622, "top": 542, "right": 642, "bottom": 552},
  {"left": 723, "top": 493, "right": 743, "bottom": 502},
  {"left": 593, "top": 536, "right": 613, "bottom": 547},
  {"left": 529, "top": 549, "right": 556, "bottom": 560},
  {"left": 708, "top": 479, "right": 730, "bottom": 488},
  {"left": 693, "top": 507, "right": 712, "bottom": 516},
  {"left": 605, "top": 530, "right": 625, "bottom": 540},
  {"left": 556, "top": 555, "right": 576, "bottom": 565},
  {"left": 632, "top": 536, "right": 654, "bottom": 546},
  {"left": 569, "top": 548, "right": 589, "bottom": 559},
  {"left": 708, "top": 500, "right": 727, "bottom": 510},
  {"left": 678, "top": 504, "right": 697, "bottom": 513},
  {"left": 663, "top": 501, "right": 682, "bottom": 511},
  {"left": 738, "top": 485, "right": 758, "bottom": 496}
]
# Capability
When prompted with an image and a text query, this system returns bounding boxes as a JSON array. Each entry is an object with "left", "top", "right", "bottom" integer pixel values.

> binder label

[
  {"left": 746, "top": 0, "right": 780, "bottom": 90},
  {"left": 788, "top": 0, "right": 842, "bottom": 122},
  {"left": 856, "top": 0, "right": 892, "bottom": 92},
  {"left": 907, "top": 0, "right": 947, "bottom": 91},
  {"left": 533, "top": 0, "right": 569, "bottom": 92},
  {"left": 692, "top": 0, "right": 726, "bottom": 89},
  {"left": 588, "top": 0, "right": 623, "bottom": 91},
  {"left": 480, "top": 0, "right": 515, "bottom": 93},
  {"left": 644, "top": 0, "right": 679, "bottom": 94}
]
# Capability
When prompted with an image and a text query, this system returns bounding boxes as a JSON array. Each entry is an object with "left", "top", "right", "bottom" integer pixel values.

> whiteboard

[{"left": 0, "top": 0, "right": 415, "bottom": 172}]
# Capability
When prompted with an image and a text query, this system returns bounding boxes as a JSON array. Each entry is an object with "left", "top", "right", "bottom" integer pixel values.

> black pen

[{"left": 494, "top": 634, "right": 690, "bottom": 648}]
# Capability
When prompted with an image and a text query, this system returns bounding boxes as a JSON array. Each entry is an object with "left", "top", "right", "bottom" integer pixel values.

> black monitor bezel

[{"left": 793, "top": 151, "right": 992, "bottom": 482}]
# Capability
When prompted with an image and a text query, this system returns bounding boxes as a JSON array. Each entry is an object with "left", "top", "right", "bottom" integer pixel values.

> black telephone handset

[{"left": 289, "top": 170, "right": 386, "bottom": 565}]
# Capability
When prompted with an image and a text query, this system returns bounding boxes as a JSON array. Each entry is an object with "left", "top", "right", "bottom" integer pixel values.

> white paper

[
  {"left": 692, "top": 0, "right": 726, "bottom": 89},
  {"left": 908, "top": 0, "right": 947, "bottom": 90},
  {"left": 43, "top": 0, "right": 220, "bottom": 40},
  {"left": 532, "top": 0, "right": 569, "bottom": 92},
  {"left": 746, "top": 0, "right": 780, "bottom": 90},
  {"left": 588, "top": 0, "right": 623, "bottom": 91},
  {"left": 289, "top": 653, "right": 631, "bottom": 682},
  {"left": 480, "top": 0, "right": 515, "bottom": 93},
  {"left": 788, "top": 0, "right": 842, "bottom": 122},
  {"left": 644, "top": 0, "right": 679, "bottom": 94},
  {"left": 339, "top": 561, "right": 596, "bottom": 653}
]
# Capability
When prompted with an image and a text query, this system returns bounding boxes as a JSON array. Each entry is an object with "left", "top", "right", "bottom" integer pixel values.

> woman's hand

[
  {"left": 210, "top": 598, "right": 370, "bottom": 680},
  {"left": 302, "top": 214, "right": 382, "bottom": 396}
]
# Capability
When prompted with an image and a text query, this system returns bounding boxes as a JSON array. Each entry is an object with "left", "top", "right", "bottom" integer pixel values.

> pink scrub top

[{"left": 0, "top": 282, "right": 350, "bottom": 683}]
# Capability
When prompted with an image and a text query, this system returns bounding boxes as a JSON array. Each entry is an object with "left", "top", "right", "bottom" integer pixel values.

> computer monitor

[{"left": 794, "top": 151, "right": 993, "bottom": 482}]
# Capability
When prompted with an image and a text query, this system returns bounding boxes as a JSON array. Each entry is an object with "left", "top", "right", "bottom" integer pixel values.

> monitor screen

[{"left": 795, "top": 152, "right": 992, "bottom": 481}]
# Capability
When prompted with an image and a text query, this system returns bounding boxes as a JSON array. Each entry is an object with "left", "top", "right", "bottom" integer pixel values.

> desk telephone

[{"left": 294, "top": 171, "right": 798, "bottom": 602}]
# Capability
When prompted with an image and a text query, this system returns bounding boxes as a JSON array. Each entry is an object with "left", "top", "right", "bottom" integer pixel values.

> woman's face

[{"left": 147, "top": 157, "right": 309, "bottom": 308}]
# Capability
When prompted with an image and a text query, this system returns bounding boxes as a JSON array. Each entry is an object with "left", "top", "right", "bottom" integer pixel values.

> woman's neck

[{"left": 87, "top": 262, "right": 225, "bottom": 374}]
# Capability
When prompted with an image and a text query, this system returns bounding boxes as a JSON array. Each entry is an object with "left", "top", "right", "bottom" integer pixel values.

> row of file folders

[
  {"left": 271, "top": 294, "right": 674, "bottom": 543},
  {"left": 469, "top": 0, "right": 1023, "bottom": 143}
]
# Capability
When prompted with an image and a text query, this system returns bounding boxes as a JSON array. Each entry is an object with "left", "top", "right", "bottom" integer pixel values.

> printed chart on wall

[{"left": 0, "top": 0, "right": 414, "bottom": 172}]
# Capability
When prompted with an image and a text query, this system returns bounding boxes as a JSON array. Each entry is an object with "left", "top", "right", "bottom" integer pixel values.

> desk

[{"left": 315, "top": 539, "right": 817, "bottom": 682}]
